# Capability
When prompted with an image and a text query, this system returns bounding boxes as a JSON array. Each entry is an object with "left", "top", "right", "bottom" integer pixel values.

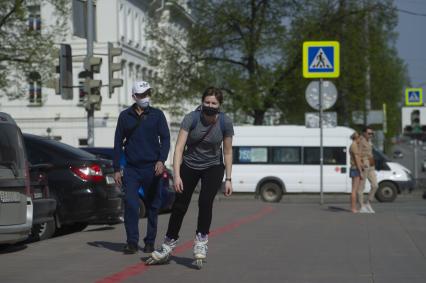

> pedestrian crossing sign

[
  {"left": 405, "top": 88, "right": 423, "bottom": 106},
  {"left": 303, "top": 41, "right": 340, "bottom": 78}
]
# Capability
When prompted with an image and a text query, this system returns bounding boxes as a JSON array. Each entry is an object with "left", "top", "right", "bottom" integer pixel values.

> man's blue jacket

[{"left": 113, "top": 104, "right": 170, "bottom": 172}]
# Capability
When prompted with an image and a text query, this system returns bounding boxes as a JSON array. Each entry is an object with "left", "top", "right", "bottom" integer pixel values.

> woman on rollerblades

[{"left": 146, "top": 86, "right": 234, "bottom": 269}]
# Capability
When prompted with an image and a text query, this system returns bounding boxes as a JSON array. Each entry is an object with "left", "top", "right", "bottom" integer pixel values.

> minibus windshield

[{"left": 373, "top": 149, "right": 390, "bottom": 162}]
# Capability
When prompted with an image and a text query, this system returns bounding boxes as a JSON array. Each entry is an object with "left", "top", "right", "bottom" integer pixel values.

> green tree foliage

[
  {"left": 0, "top": 0, "right": 69, "bottom": 99},
  {"left": 148, "top": 0, "right": 294, "bottom": 122},
  {"left": 149, "top": 0, "right": 407, "bottom": 137},
  {"left": 283, "top": 0, "right": 407, "bottom": 140}
]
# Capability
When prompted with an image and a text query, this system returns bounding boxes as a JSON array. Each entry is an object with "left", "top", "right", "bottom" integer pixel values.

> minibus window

[
  {"left": 373, "top": 149, "right": 389, "bottom": 162},
  {"left": 271, "top": 147, "right": 301, "bottom": 164},
  {"left": 303, "top": 147, "right": 346, "bottom": 165},
  {"left": 324, "top": 147, "right": 346, "bottom": 165},
  {"left": 373, "top": 149, "right": 390, "bottom": 171},
  {"left": 304, "top": 147, "right": 320, "bottom": 164},
  {"left": 236, "top": 147, "right": 268, "bottom": 164}
]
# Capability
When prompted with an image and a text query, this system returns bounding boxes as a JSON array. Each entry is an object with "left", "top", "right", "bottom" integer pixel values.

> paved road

[{"left": 1, "top": 193, "right": 425, "bottom": 283}]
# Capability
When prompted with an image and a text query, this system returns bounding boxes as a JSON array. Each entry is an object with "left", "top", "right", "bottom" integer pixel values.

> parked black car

[
  {"left": 80, "top": 147, "right": 175, "bottom": 217},
  {"left": 23, "top": 134, "right": 123, "bottom": 234}
]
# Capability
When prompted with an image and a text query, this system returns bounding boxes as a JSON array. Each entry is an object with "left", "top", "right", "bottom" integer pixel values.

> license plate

[
  {"left": 33, "top": 192, "right": 43, "bottom": 199},
  {"left": 0, "top": 191, "right": 21, "bottom": 203},
  {"left": 106, "top": 176, "right": 115, "bottom": 185}
]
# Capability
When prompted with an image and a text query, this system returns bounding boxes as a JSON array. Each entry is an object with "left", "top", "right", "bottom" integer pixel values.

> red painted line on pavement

[{"left": 96, "top": 205, "right": 275, "bottom": 283}]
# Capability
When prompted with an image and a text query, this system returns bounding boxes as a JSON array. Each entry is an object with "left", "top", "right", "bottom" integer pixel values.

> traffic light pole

[
  {"left": 414, "top": 139, "right": 419, "bottom": 181},
  {"left": 319, "top": 78, "right": 324, "bottom": 205},
  {"left": 86, "top": 0, "right": 95, "bottom": 147}
]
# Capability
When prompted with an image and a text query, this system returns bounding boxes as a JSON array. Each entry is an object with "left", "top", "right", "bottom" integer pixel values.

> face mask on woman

[
  {"left": 202, "top": 105, "right": 219, "bottom": 116},
  {"left": 134, "top": 96, "right": 150, "bottom": 108}
]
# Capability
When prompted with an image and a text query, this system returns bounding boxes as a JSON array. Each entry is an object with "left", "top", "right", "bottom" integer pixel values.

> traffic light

[
  {"left": 404, "top": 110, "right": 422, "bottom": 138},
  {"left": 84, "top": 56, "right": 102, "bottom": 73},
  {"left": 83, "top": 78, "right": 102, "bottom": 111},
  {"left": 411, "top": 110, "right": 421, "bottom": 133},
  {"left": 83, "top": 78, "right": 102, "bottom": 94},
  {"left": 108, "top": 42, "right": 123, "bottom": 98},
  {"left": 58, "top": 44, "right": 73, "bottom": 100}
]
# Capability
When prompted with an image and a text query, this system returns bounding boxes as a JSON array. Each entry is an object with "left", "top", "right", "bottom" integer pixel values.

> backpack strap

[
  {"left": 219, "top": 112, "right": 225, "bottom": 136},
  {"left": 190, "top": 110, "right": 200, "bottom": 132},
  {"left": 189, "top": 107, "right": 225, "bottom": 137}
]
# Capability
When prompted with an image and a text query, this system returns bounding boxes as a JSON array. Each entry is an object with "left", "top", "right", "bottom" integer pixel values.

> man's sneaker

[
  {"left": 359, "top": 206, "right": 370, "bottom": 213},
  {"left": 123, "top": 243, "right": 138, "bottom": 254},
  {"left": 143, "top": 243, "right": 155, "bottom": 253},
  {"left": 365, "top": 203, "right": 375, "bottom": 213}
]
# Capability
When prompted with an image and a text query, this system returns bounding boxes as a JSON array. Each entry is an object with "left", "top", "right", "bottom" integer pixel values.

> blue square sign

[
  {"left": 303, "top": 41, "right": 340, "bottom": 78},
  {"left": 405, "top": 88, "right": 423, "bottom": 106},
  {"left": 308, "top": 47, "right": 334, "bottom": 73}
]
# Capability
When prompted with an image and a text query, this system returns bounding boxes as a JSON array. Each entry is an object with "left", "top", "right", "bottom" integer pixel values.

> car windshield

[{"left": 0, "top": 125, "right": 25, "bottom": 179}]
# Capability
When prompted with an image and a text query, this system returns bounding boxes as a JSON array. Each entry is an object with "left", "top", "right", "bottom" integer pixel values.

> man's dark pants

[{"left": 123, "top": 164, "right": 161, "bottom": 246}]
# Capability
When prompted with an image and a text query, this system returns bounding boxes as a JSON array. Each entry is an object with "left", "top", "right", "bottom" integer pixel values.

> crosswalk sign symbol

[
  {"left": 405, "top": 88, "right": 423, "bottom": 106},
  {"left": 303, "top": 41, "right": 340, "bottom": 78},
  {"left": 309, "top": 47, "right": 334, "bottom": 71},
  {"left": 408, "top": 91, "right": 419, "bottom": 102}
]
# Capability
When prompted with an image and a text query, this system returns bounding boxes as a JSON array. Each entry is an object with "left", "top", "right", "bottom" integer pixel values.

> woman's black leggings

[{"left": 166, "top": 163, "right": 224, "bottom": 240}]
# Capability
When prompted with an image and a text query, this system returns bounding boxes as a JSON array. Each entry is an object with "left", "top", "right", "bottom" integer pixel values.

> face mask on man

[
  {"left": 202, "top": 105, "right": 219, "bottom": 116},
  {"left": 134, "top": 96, "right": 150, "bottom": 108}
]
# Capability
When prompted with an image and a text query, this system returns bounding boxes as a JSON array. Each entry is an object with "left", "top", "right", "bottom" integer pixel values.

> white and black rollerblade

[
  {"left": 193, "top": 233, "right": 208, "bottom": 269},
  {"left": 145, "top": 237, "right": 178, "bottom": 265}
]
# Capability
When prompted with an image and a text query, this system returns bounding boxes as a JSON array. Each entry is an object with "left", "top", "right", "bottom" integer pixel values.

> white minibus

[{"left": 232, "top": 126, "right": 414, "bottom": 202}]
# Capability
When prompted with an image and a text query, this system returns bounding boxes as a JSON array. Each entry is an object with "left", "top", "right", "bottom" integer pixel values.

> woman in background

[{"left": 349, "top": 132, "right": 363, "bottom": 213}]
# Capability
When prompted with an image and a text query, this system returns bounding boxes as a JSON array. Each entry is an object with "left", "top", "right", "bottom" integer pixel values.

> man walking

[
  {"left": 113, "top": 81, "right": 170, "bottom": 254},
  {"left": 358, "top": 126, "right": 378, "bottom": 213}
]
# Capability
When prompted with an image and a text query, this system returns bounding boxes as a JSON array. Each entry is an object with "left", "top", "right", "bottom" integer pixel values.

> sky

[{"left": 395, "top": 0, "right": 426, "bottom": 87}]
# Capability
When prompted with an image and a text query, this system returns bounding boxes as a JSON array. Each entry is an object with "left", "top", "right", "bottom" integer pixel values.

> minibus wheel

[
  {"left": 260, "top": 182, "right": 283, "bottom": 202},
  {"left": 375, "top": 182, "right": 397, "bottom": 202}
]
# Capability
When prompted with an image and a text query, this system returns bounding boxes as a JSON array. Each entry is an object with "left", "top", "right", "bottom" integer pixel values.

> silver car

[{"left": 0, "top": 112, "right": 33, "bottom": 244}]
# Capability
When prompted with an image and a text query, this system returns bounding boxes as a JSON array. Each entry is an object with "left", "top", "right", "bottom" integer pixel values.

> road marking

[{"left": 96, "top": 205, "right": 275, "bottom": 283}]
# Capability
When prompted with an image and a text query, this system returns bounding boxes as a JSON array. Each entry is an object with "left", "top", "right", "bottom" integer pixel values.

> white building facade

[{"left": 0, "top": 0, "right": 191, "bottom": 165}]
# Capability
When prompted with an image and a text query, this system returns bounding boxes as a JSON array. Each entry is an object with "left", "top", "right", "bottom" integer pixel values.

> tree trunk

[{"left": 253, "top": 110, "right": 265, "bottom": 125}]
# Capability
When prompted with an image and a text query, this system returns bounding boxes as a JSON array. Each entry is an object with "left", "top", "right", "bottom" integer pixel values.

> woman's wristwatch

[{"left": 225, "top": 178, "right": 232, "bottom": 182}]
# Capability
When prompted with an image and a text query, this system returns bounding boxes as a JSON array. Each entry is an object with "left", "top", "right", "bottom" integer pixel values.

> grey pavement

[{"left": 0, "top": 193, "right": 425, "bottom": 283}]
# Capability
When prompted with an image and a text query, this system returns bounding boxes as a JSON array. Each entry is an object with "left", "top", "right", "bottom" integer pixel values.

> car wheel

[
  {"left": 139, "top": 199, "right": 146, "bottom": 218},
  {"left": 259, "top": 182, "right": 283, "bottom": 203},
  {"left": 375, "top": 182, "right": 397, "bottom": 202},
  {"left": 30, "top": 220, "right": 56, "bottom": 241}
]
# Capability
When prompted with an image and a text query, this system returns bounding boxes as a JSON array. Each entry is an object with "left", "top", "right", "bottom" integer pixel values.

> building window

[
  {"left": 119, "top": 4, "right": 125, "bottom": 41},
  {"left": 142, "top": 67, "right": 147, "bottom": 80},
  {"left": 28, "top": 5, "right": 41, "bottom": 32},
  {"left": 127, "top": 8, "right": 132, "bottom": 44},
  {"left": 28, "top": 72, "right": 42, "bottom": 105}
]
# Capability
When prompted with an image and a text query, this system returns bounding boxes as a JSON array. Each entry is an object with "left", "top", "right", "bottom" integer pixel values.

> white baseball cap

[{"left": 132, "top": 81, "right": 151, "bottom": 95}]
